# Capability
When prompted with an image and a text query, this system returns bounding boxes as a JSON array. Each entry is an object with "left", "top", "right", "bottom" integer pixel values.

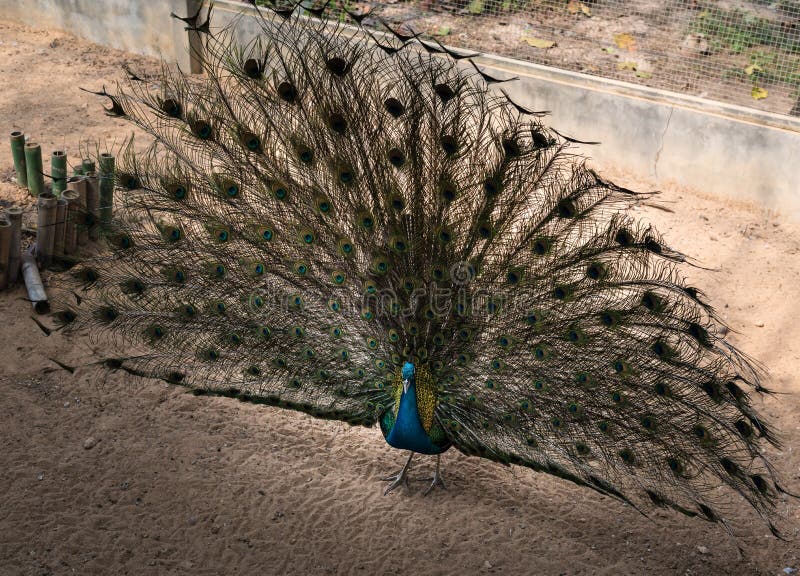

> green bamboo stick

[
  {"left": 24, "top": 142, "right": 45, "bottom": 197},
  {"left": 51, "top": 150, "right": 67, "bottom": 197},
  {"left": 99, "top": 153, "right": 115, "bottom": 229},
  {"left": 10, "top": 131, "right": 27, "bottom": 188},
  {"left": 82, "top": 158, "right": 95, "bottom": 174}
]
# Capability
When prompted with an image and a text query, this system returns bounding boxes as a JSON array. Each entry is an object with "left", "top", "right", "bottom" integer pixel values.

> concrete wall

[
  {"left": 2, "top": 0, "right": 798, "bottom": 215},
  {"left": 0, "top": 0, "right": 201, "bottom": 71}
]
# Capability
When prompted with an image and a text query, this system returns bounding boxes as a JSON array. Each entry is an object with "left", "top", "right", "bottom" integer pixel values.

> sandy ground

[{"left": 1, "top": 19, "right": 799, "bottom": 576}]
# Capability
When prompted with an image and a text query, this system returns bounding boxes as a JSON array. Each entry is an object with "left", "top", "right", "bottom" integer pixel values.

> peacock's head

[{"left": 401, "top": 361, "right": 415, "bottom": 393}]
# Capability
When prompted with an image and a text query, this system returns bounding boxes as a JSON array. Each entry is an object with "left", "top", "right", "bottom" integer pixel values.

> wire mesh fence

[
  {"left": 375, "top": 0, "right": 800, "bottom": 116},
  {"left": 278, "top": 0, "right": 800, "bottom": 117}
]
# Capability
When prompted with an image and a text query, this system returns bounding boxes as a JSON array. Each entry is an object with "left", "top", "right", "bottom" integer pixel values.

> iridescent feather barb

[{"left": 51, "top": 3, "right": 792, "bottom": 537}]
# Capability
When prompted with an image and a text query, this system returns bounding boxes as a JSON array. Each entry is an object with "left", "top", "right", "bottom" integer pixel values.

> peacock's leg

[
  {"left": 421, "top": 454, "right": 447, "bottom": 496},
  {"left": 382, "top": 451, "right": 415, "bottom": 495}
]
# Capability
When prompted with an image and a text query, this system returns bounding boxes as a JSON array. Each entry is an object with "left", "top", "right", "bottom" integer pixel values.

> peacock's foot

[
  {"left": 420, "top": 469, "right": 447, "bottom": 496},
  {"left": 382, "top": 452, "right": 414, "bottom": 496},
  {"left": 419, "top": 453, "right": 447, "bottom": 496}
]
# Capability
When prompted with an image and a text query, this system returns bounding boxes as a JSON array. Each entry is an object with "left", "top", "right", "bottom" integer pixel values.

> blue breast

[{"left": 385, "top": 384, "right": 444, "bottom": 455}]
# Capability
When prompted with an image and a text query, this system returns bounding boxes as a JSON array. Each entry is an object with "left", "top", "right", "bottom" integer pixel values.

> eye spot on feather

[
  {"left": 387, "top": 148, "right": 406, "bottom": 168},
  {"left": 483, "top": 175, "right": 501, "bottom": 196},
  {"left": 329, "top": 112, "right": 347, "bottom": 134},
  {"left": 293, "top": 326, "right": 306, "bottom": 338},
  {"left": 618, "top": 448, "right": 635, "bottom": 465},
  {"left": 531, "top": 237, "right": 552, "bottom": 256},
  {"left": 440, "top": 135, "right": 459, "bottom": 155},
  {"left": 384, "top": 98, "right": 405, "bottom": 117},
  {"left": 160, "top": 98, "right": 182, "bottom": 117},
  {"left": 257, "top": 326, "right": 272, "bottom": 339},
  {"left": 556, "top": 199, "right": 576, "bottom": 218},
  {"left": 586, "top": 261, "right": 607, "bottom": 280},
  {"left": 277, "top": 81, "right": 298, "bottom": 102},
  {"left": 434, "top": 83, "right": 455, "bottom": 102},
  {"left": 503, "top": 137, "right": 521, "bottom": 158},
  {"left": 644, "top": 236, "right": 662, "bottom": 253},
  {"left": 190, "top": 120, "right": 213, "bottom": 140},
  {"left": 296, "top": 145, "right": 314, "bottom": 164},
  {"left": 692, "top": 424, "right": 710, "bottom": 442},
  {"left": 667, "top": 457, "right": 684, "bottom": 475},
  {"left": 326, "top": 57, "right": 349, "bottom": 76},
  {"left": 615, "top": 229, "right": 634, "bottom": 246},
  {"left": 243, "top": 58, "right": 262, "bottom": 78}
]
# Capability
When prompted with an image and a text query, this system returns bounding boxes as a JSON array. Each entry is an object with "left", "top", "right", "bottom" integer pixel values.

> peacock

[{"left": 49, "top": 3, "right": 792, "bottom": 536}]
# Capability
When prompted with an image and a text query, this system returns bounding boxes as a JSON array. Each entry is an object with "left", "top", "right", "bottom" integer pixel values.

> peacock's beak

[{"left": 402, "top": 378, "right": 410, "bottom": 394}]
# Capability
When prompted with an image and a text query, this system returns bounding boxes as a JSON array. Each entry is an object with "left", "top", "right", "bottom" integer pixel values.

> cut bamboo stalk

[
  {"left": 54, "top": 199, "right": 68, "bottom": 258},
  {"left": 0, "top": 219, "right": 10, "bottom": 290},
  {"left": 82, "top": 159, "right": 95, "bottom": 174},
  {"left": 22, "top": 249, "right": 49, "bottom": 314},
  {"left": 62, "top": 190, "right": 80, "bottom": 256},
  {"left": 25, "top": 141, "right": 45, "bottom": 197},
  {"left": 6, "top": 207, "right": 22, "bottom": 285},
  {"left": 99, "top": 153, "right": 115, "bottom": 229},
  {"left": 84, "top": 172, "right": 99, "bottom": 241},
  {"left": 36, "top": 193, "right": 58, "bottom": 268},
  {"left": 67, "top": 176, "right": 89, "bottom": 246},
  {"left": 51, "top": 150, "right": 67, "bottom": 197},
  {"left": 10, "top": 131, "right": 27, "bottom": 188}
]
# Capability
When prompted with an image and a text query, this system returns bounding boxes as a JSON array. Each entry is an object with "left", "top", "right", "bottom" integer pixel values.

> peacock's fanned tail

[{"left": 53, "top": 6, "right": 789, "bottom": 534}]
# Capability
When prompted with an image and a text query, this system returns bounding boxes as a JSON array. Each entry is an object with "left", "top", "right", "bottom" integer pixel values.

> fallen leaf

[
  {"left": 567, "top": 0, "right": 591, "bottom": 15},
  {"left": 522, "top": 36, "right": 556, "bottom": 49},
  {"left": 436, "top": 26, "right": 451, "bottom": 36},
  {"left": 602, "top": 46, "right": 616, "bottom": 54},
  {"left": 617, "top": 61, "right": 638, "bottom": 71},
  {"left": 636, "top": 70, "right": 652, "bottom": 79},
  {"left": 614, "top": 33, "right": 636, "bottom": 51},
  {"left": 468, "top": 0, "right": 483, "bottom": 14},
  {"left": 751, "top": 85, "right": 768, "bottom": 100},
  {"left": 744, "top": 63, "right": 762, "bottom": 76}
]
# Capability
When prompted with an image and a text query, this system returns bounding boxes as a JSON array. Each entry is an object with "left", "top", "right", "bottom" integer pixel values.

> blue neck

[{"left": 385, "top": 382, "right": 442, "bottom": 455}]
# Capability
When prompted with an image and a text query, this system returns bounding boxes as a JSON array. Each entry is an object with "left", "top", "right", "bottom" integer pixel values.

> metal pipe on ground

[{"left": 21, "top": 249, "right": 49, "bottom": 314}]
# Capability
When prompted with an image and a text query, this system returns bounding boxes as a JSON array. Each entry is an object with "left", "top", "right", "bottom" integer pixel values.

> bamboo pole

[
  {"left": 84, "top": 172, "right": 99, "bottom": 241},
  {"left": 6, "top": 207, "right": 22, "bottom": 286},
  {"left": 67, "top": 176, "right": 89, "bottom": 246},
  {"left": 82, "top": 159, "right": 95, "bottom": 174},
  {"left": 54, "top": 199, "right": 68, "bottom": 258},
  {"left": 10, "top": 131, "right": 27, "bottom": 188},
  {"left": 0, "top": 219, "right": 10, "bottom": 290},
  {"left": 99, "top": 153, "right": 115, "bottom": 229},
  {"left": 24, "top": 142, "right": 45, "bottom": 197},
  {"left": 21, "top": 249, "right": 49, "bottom": 314},
  {"left": 36, "top": 193, "right": 57, "bottom": 268},
  {"left": 62, "top": 190, "right": 80, "bottom": 256},
  {"left": 51, "top": 150, "right": 67, "bottom": 197}
]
